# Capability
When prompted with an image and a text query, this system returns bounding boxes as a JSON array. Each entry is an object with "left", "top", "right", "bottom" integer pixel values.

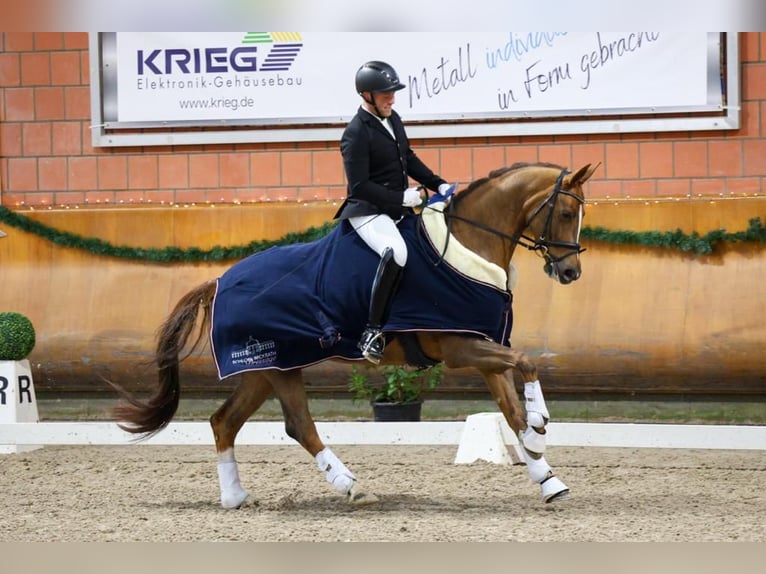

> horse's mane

[{"left": 454, "top": 161, "right": 566, "bottom": 205}]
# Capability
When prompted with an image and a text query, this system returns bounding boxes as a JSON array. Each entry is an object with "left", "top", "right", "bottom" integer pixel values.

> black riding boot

[{"left": 358, "top": 248, "right": 404, "bottom": 364}]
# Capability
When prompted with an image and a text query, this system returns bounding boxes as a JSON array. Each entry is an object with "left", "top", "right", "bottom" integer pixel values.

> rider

[{"left": 334, "top": 60, "right": 454, "bottom": 364}]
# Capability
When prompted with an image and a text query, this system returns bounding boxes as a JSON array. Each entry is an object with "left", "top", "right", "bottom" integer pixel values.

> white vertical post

[{"left": 0, "top": 359, "right": 42, "bottom": 454}]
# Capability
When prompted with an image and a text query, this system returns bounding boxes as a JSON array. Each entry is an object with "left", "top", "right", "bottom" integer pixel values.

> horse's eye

[{"left": 560, "top": 210, "right": 575, "bottom": 221}]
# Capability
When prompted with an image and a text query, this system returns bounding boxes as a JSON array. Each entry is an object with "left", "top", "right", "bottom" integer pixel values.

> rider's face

[{"left": 369, "top": 91, "right": 395, "bottom": 117}]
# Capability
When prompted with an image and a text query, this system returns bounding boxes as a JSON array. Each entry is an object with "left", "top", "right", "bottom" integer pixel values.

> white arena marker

[
  {"left": 0, "top": 359, "right": 42, "bottom": 454},
  {"left": 454, "top": 412, "right": 524, "bottom": 465}
]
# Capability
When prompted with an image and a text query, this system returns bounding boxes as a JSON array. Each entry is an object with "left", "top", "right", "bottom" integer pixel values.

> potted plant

[
  {"left": 0, "top": 311, "right": 40, "bottom": 447},
  {"left": 348, "top": 363, "right": 443, "bottom": 422},
  {"left": 0, "top": 311, "right": 36, "bottom": 362}
]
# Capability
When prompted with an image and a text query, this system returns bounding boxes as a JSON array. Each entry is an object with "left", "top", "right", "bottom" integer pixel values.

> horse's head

[
  {"left": 521, "top": 163, "right": 599, "bottom": 285},
  {"left": 444, "top": 161, "right": 599, "bottom": 286}
]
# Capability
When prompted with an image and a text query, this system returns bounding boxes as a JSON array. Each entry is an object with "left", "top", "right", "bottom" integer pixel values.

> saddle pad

[{"left": 210, "top": 213, "right": 513, "bottom": 379}]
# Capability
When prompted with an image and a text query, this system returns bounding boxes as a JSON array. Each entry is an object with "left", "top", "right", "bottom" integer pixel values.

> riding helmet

[{"left": 355, "top": 61, "right": 405, "bottom": 94}]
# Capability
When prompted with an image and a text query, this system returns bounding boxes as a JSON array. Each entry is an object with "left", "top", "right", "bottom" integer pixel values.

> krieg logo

[{"left": 137, "top": 32, "right": 304, "bottom": 75}]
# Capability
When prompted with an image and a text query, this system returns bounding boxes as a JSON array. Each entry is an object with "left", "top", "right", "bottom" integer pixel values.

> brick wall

[{"left": 1, "top": 32, "right": 765, "bottom": 209}]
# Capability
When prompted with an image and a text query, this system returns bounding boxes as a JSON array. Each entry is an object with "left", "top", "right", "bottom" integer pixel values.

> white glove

[
  {"left": 438, "top": 182, "right": 457, "bottom": 196},
  {"left": 402, "top": 187, "right": 422, "bottom": 207}
]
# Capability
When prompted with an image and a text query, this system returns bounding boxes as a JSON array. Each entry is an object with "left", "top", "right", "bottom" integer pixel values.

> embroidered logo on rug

[{"left": 231, "top": 336, "right": 277, "bottom": 367}]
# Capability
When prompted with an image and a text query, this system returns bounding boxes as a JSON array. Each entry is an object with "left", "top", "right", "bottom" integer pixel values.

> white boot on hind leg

[
  {"left": 315, "top": 447, "right": 378, "bottom": 505},
  {"left": 217, "top": 460, "right": 251, "bottom": 509},
  {"left": 316, "top": 447, "right": 356, "bottom": 494},
  {"left": 521, "top": 449, "right": 570, "bottom": 503}
]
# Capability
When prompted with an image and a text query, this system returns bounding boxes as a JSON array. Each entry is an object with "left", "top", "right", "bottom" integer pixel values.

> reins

[{"left": 429, "top": 168, "right": 586, "bottom": 266}]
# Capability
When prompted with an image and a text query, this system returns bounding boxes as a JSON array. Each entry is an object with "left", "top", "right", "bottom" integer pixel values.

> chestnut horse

[{"left": 110, "top": 162, "right": 598, "bottom": 508}]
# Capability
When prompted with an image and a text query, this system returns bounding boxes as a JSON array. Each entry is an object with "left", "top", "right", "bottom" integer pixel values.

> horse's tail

[{"left": 110, "top": 279, "right": 218, "bottom": 439}]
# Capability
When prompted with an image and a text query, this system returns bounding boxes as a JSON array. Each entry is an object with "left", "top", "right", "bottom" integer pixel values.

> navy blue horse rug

[{"left": 210, "top": 202, "right": 514, "bottom": 379}]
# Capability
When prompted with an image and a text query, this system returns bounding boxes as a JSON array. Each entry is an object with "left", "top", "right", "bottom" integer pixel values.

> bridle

[{"left": 438, "top": 168, "right": 586, "bottom": 267}]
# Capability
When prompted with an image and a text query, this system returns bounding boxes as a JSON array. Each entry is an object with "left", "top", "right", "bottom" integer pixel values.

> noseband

[{"left": 441, "top": 168, "right": 586, "bottom": 266}]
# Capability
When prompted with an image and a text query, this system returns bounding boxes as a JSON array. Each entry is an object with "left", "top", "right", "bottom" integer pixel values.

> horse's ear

[{"left": 567, "top": 162, "right": 601, "bottom": 187}]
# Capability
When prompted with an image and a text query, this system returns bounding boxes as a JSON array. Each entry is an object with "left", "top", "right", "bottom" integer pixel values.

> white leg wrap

[
  {"left": 522, "top": 447, "right": 570, "bottom": 502},
  {"left": 520, "top": 426, "right": 547, "bottom": 454},
  {"left": 523, "top": 380, "right": 549, "bottom": 453},
  {"left": 526, "top": 411, "right": 547, "bottom": 428},
  {"left": 217, "top": 460, "right": 250, "bottom": 509},
  {"left": 524, "top": 380, "right": 549, "bottom": 422},
  {"left": 315, "top": 447, "right": 356, "bottom": 495},
  {"left": 521, "top": 449, "right": 553, "bottom": 483}
]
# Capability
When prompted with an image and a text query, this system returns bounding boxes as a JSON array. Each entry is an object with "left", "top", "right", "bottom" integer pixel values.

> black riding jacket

[{"left": 334, "top": 107, "right": 446, "bottom": 220}]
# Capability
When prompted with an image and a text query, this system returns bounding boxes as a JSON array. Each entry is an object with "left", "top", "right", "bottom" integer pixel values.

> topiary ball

[{"left": 0, "top": 312, "right": 36, "bottom": 361}]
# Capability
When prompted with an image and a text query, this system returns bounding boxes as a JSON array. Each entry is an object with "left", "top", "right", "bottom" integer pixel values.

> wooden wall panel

[{"left": 2, "top": 200, "right": 764, "bottom": 397}]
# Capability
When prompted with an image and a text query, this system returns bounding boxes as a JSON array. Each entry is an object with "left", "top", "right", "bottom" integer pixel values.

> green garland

[
  {"left": 0, "top": 205, "right": 336, "bottom": 263},
  {"left": 581, "top": 217, "right": 766, "bottom": 255},
  {"left": 0, "top": 205, "right": 764, "bottom": 262}
]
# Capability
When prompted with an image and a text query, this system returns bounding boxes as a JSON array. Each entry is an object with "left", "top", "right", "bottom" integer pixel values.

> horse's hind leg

[
  {"left": 211, "top": 372, "right": 273, "bottom": 509},
  {"left": 265, "top": 369, "right": 378, "bottom": 505}
]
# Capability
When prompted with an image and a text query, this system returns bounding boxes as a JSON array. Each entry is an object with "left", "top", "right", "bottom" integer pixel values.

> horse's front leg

[
  {"left": 265, "top": 370, "right": 378, "bottom": 506},
  {"left": 435, "top": 335, "right": 569, "bottom": 502},
  {"left": 477, "top": 371, "right": 527, "bottom": 437},
  {"left": 516, "top": 377, "right": 569, "bottom": 503}
]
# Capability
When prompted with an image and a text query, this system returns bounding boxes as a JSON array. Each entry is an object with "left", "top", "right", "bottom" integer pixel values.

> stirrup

[{"left": 358, "top": 329, "right": 385, "bottom": 364}]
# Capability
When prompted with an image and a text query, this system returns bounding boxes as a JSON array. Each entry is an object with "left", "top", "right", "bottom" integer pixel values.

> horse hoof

[
  {"left": 221, "top": 491, "right": 252, "bottom": 510},
  {"left": 544, "top": 488, "right": 570, "bottom": 503},
  {"left": 347, "top": 486, "right": 379, "bottom": 506},
  {"left": 541, "top": 476, "right": 569, "bottom": 503}
]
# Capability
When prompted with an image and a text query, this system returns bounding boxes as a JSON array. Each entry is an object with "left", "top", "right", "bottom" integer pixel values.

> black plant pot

[{"left": 371, "top": 400, "right": 423, "bottom": 422}]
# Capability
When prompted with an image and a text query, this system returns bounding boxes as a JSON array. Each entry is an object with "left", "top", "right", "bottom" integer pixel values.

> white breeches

[{"left": 349, "top": 214, "right": 408, "bottom": 267}]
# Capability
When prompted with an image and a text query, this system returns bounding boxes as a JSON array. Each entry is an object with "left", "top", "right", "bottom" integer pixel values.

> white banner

[{"left": 110, "top": 32, "right": 717, "bottom": 125}]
